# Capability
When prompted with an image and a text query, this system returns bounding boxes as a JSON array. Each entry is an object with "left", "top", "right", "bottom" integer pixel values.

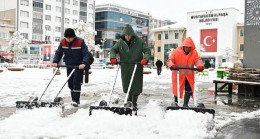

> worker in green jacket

[{"left": 110, "top": 24, "right": 151, "bottom": 110}]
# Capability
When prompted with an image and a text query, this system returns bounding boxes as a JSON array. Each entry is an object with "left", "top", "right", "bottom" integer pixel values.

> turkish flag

[{"left": 200, "top": 29, "right": 217, "bottom": 52}]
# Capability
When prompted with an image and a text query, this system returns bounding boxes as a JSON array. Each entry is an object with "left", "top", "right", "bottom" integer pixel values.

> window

[
  {"left": 20, "top": 22, "right": 29, "bottom": 28},
  {"left": 65, "top": 8, "right": 70, "bottom": 14},
  {"left": 65, "top": 0, "right": 70, "bottom": 4},
  {"left": 33, "top": 23, "right": 43, "bottom": 30},
  {"left": 0, "top": 32, "right": 8, "bottom": 39},
  {"left": 21, "top": 0, "right": 29, "bottom": 6},
  {"left": 240, "top": 29, "right": 244, "bottom": 37},
  {"left": 174, "top": 33, "right": 179, "bottom": 39},
  {"left": 45, "top": 35, "right": 51, "bottom": 41},
  {"left": 45, "top": 25, "right": 51, "bottom": 31},
  {"left": 20, "top": 33, "right": 28, "bottom": 39},
  {"left": 158, "top": 34, "right": 161, "bottom": 40},
  {"left": 80, "top": 2, "right": 87, "bottom": 7},
  {"left": 45, "top": 15, "right": 51, "bottom": 21},
  {"left": 56, "top": 7, "right": 62, "bottom": 13},
  {"left": 55, "top": 37, "right": 61, "bottom": 42},
  {"left": 65, "top": 18, "right": 70, "bottom": 24},
  {"left": 32, "top": 34, "right": 42, "bottom": 40},
  {"left": 80, "top": 11, "right": 87, "bottom": 16},
  {"left": 89, "top": 4, "right": 93, "bottom": 9},
  {"left": 55, "top": 27, "right": 61, "bottom": 32},
  {"left": 20, "top": 10, "right": 29, "bottom": 17},
  {"left": 55, "top": 16, "right": 61, "bottom": 22},
  {"left": 72, "top": 19, "right": 77, "bottom": 24},
  {"left": 165, "top": 34, "right": 168, "bottom": 39},
  {"left": 240, "top": 44, "right": 244, "bottom": 51},
  {"left": 46, "top": 5, "right": 51, "bottom": 10},
  {"left": 73, "top": 0, "right": 78, "bottom": 6},
  {"left": 56, "top": 6, "right": 61, "bottom": 12},
  {"left": 172, "top": 43, "right": 178, "bottom": 49},
  {"left": 30, "top": 47, "right": 39, "bottom": 54},
  {"left": 88, "top": 22, "right": 93, "bottom": 27},
  {"left": 73, "top": 10, "right": 78, "bottom": 15},
  {"left": 33, "top": 1, "right": 43, "bottom": 8},
  {"left": 88, "top": 13, "right": 93, "bottom": 18},
  {"left": 157, "top": 46, "right": 161, "bottom": 52},
  {"left": 33, "top": 12, "right": 43, "bottom": 19}
]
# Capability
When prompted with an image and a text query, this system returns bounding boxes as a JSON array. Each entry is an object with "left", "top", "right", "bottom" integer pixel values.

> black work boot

[
  {"left": 183, "top": 91, "right": 191, "bottom": 107},
  {"left": 132, "top": 95, "right": 139, "bottom": 111},
  {"left": 124, "top": 95, "right": 133, "bottom": 108},
  {"left": 171, "top": 96, "right": 178, "bottom": 106}
]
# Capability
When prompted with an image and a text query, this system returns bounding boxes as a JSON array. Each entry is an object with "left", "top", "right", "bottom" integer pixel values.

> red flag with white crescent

[{"left": 200, "top": 29, "right": 217, "bottom": 52}]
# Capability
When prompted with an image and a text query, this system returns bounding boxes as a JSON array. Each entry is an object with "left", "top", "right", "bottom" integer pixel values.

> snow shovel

[
  {"left": 89, "top": 62, "right": 138, "bottom": 116},
  {"left": 166, "top": 67, "right": 215, "bottom": 117},
  {"left": 15, "top": 65, "right": 77, "bottom": 109}
]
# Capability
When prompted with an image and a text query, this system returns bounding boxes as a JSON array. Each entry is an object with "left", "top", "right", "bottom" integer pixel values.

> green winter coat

[{"left": 110, "top": 25, "right": 151, "bottom": 96}]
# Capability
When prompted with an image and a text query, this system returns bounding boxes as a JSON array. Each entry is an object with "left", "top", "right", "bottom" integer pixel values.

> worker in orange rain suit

[{"left": 167, "top": 37, "right": 204, "bottom": 107}]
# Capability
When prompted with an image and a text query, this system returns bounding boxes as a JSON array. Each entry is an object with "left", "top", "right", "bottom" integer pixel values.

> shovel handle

[
  {"left": 58, "top": 65, "right": 79, "bottom": 68},
  {"left": 118, "top": 61, "right": 140, "bottom": 65},
  {"left": 175, "top": 67, "right": 197, "bottom": 71}
]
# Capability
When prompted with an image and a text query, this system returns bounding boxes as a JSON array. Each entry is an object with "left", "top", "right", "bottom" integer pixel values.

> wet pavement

[{"left": 1, "top": 78, "right": 260, "bottom": 138}]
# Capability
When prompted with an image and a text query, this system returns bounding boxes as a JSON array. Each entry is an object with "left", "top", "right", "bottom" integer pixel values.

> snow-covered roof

[{"left": 152, "top": 23, "right": 186, "bottom": 32}]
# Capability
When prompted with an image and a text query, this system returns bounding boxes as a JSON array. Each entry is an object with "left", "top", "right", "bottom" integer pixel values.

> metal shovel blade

[
  {"left": 166, "top": 106, "right": 215, "bottom": 117},
  {"left": 89, "top": 106, "right": 132, "bottom": 116},
  {"left": 16, "top": 101, "right": 41, "bottom": 109},
  {"left": 16, "top": 97, "right": 63, "bottom": 109},
  {"left": 16, "top": 101, "right": 62, "bottom": 109}
]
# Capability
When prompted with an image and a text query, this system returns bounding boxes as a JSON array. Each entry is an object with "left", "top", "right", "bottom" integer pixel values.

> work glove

[
  {"left": 170, "top": 64, "right": 177, "bottom": 71},
  {"left": 197, "top": 66, "right": 204, "bottom": 72},
  {"left": 140, "top": 59, "right": 148, "bottom": 65},
  {"left": 110, "top": 58, "right": 118, "bottom": 64}
]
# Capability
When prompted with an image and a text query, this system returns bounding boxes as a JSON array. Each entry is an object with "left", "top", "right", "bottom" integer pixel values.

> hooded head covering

[
  {"left": 180, "top": 37, "right": 196, "bottom": 51},
  {"left": 121, "top": 24, "right": 137, "bottom": 38},
  {"left": 64, "top": 28, "right": 76, "bottom": 38}
]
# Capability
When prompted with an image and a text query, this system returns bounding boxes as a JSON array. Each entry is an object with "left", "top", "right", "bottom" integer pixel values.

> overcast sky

[{"left": 96, "top": 0, "right": 245, "bottom": 23}]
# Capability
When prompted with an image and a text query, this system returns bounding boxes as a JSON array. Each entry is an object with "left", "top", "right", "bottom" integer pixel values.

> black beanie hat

[{"left": 64, "top": 28, "right": 76, "bottom": 38}]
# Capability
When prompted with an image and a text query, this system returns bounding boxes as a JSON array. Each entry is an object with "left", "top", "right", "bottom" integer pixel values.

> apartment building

[{"left": 0, "top": 0, "right": 95, "bottom": 64}]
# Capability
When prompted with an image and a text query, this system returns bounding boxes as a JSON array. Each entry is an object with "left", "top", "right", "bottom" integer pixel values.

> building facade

[
  {"left": 95, "top": 4, "right": 150, "bottom": 58},
  {"left": 0, "top": 0, "right": 95, "bottom": 65},
  {"left": 0, "top": 9, "right": 16, "bottom": 62},
  {"left": 187, "top": 8, "right": 240, "bottom": 68},
  {"left": 152, "top": 23, "right": 186, "bottom": 65},
  {"left": 237, "top": 23, "right": 244, "bottom": 61},
  {"left": 153, "top": 8, "right": 245, "bottom": 68}
]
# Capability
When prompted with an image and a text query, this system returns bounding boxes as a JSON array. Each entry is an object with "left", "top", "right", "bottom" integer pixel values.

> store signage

[
  {"left": 119, "top": 9, "right": 138, "bottom": 16},
  {"left": 191, "top": 12, "right": 228, "bottom": 23}
]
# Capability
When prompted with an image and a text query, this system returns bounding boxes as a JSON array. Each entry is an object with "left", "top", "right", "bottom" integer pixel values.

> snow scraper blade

[
  {"left": 89, "top": 106, "right": 132, "bottom": 115},
  {"left": 16, "top": 65, "right": 77, "bottom": 109},
  {"left": 89, "top": 62, "right": 139, "bottom": 116},
  {"left": 16, "top": 97, "right": 63, "bottom": 109},
  {"left": 166, "top": 106, "right": 215, "bottom": 117}
]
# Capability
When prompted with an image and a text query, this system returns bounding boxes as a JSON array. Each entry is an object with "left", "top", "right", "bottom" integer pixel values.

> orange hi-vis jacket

[{"left": 167, "top": 37, "right": 204, "bottom": 98}]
